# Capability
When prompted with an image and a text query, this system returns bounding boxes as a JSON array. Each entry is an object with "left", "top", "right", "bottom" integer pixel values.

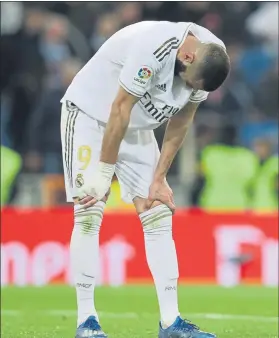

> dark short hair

[{"left": 198, "top": 44, "right": 230, "bottom": 92}]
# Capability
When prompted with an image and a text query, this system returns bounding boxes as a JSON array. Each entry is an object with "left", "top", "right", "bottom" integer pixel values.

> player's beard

[{"left": 174, "top": 58, "right": 187, "bottom": 76}]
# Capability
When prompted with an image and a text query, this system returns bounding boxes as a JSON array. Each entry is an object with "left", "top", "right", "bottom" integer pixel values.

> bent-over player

[{"left": 60, "top": 20, "right": 230, "bottom": 338}]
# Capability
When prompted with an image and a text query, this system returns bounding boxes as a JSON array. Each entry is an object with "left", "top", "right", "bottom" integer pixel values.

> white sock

[
  {"left": 71, "top": 201, "right": 105, "bottom": 327},
  {"left": 140, "top": 204, "right": 180, "bottom": 328}
]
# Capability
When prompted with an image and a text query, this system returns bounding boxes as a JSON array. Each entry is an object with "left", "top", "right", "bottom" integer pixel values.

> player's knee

[
  {"left": 133, "top": 197, "right": 164, "bottom": 214},
  {"left": 139, "top": 204, "right": 172, "bottom": 237},
  {"left": 74, "top": 201, "right": 105, "bottom": 236}
]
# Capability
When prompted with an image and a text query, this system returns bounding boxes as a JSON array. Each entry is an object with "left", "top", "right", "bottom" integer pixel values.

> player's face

[
  {"left": 174, "top": 58, "right": 187, "bottom": 77},
  {"left": 174, "top": 58, "right": 193, "bottom": 85},
  {"left": 175, "top": 59, "right": 203, "bottom": 90}
]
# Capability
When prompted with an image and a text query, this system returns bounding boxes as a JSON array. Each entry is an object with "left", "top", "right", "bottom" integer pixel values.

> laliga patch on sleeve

[{"left": 133, "top": 66, "right": 153, "bottom": 88}]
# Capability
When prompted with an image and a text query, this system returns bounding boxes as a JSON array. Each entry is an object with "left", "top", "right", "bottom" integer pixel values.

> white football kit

[{"left": 61, "top": 21, "right": 225, "bottom": 203}]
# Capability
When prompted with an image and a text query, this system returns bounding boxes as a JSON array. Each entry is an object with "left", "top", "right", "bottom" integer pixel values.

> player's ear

[{"left": 183, "top": 52, "right": 195, "bottom": 65}]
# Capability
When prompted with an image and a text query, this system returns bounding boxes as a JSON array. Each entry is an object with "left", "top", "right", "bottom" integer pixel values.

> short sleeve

[
  {"left": 189, "top": 89, "right": 209, "bottom": 103},
  {"left": 119, "top": 39, "right": 162, "bottom": 97}
]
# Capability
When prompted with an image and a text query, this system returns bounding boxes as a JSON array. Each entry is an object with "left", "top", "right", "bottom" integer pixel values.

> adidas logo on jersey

[{"left": 156, "top": 83, "right": 167, "bottom": 92}]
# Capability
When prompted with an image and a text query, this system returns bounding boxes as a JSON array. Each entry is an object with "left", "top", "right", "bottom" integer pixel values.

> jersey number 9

[{"left": 78, "top": 146, "right": 91, "bottom": 170}]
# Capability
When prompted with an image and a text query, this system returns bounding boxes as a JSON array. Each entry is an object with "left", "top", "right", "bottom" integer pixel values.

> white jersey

[{"left": 61, "top": 21, "right": 225, "bottom": 130}]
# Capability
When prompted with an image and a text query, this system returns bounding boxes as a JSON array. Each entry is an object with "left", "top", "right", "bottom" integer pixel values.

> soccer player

[{"left": 60, "top": 21, "right": 230, "bottom": 338}]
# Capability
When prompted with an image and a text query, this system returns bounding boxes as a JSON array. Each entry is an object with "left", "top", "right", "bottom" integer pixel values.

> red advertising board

[{"left": 1, "top": 208, "right": 278, "bottom": 286}]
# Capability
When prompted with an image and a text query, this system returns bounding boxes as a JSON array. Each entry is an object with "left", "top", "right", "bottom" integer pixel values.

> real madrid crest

[{"left": 75, "top": 173, "right": 84, "bottom": 188}]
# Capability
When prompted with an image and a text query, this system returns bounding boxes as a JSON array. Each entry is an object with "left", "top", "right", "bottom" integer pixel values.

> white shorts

[{"left": 61, "top": 100, "right": 160, "bottom": 203}]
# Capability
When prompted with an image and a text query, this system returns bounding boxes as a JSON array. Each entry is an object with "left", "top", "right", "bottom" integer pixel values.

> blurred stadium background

[{"left": 1, "top": 2, "right": 278, "bottom": 338}]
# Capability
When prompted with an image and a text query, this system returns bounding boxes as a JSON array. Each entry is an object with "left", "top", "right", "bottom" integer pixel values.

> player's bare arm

[
  {"left": 147, "top": 101, "right": 199, "bottom": 211},
  {"left": 78, "top": 87, "right": 139, "bottom": 207},
  {"left": 155, "top": 101, "right": 199, "bottom": 181},
  {"left": 100, "top": 87, "right": 139, "bottom": 164}
]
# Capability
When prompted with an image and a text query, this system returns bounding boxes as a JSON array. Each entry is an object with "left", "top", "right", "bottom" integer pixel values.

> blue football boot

[
  {"left": 75, "top": 316, "right": 108, "bottom": 338},
  {"left": 158, "top": 316, "right": 216, "bottom": 338}
]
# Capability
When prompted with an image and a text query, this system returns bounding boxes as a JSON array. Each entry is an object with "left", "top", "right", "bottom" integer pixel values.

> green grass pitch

[{"left": 1, "top": 285, "right": 278, "bottom": 338}]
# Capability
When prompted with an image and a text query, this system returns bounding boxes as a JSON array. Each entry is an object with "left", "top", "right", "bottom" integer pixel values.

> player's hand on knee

[
  {"left": 147, "top": 179, "right": 176, "bottom": 213},
  {"left": 79, "top": 188, "right": 111, "bottom": 209},
  {"left": 79, "top": 195, "right": 98, "bottom": 208}
]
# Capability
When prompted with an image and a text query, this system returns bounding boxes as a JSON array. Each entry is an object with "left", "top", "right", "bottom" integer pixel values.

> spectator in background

[
  {"left": 34, "top": 2, "right": 92, "bottom": 62},
  {"left": 2, "top": 6, "right": 47, "bottom": 154},
  {"left": 253, "top": 138, "right": 276, "bottom": 165},
  {"left": 117, "top": 2, "right": 142, "bottom": 27},
  {"left": 204, "top": 41, "right": 255, "bottom": 126},
  {"left": 214, "top": 2, "right": 258, "bottom": 41},
  {"left": 254, "top": 62, "right": 279, "bottom": 120},
  {"left": 0, "top": 1, "right": 24, "bottom": 35},
  {"left": 182, "top": 2, "right": 212, "bottom": 27},
  {"left": 191, "top": 126, "right": 259, "bottom": 210},
  {"left": 151, "top": 1, "right": 209, "bottom": 23},
  {"left": 238, "top": 40, "right": 274, "bottom": 88},
  {"left": 25, "top": 58, "right": 82, "bottom": 174},
  {"left": 40, "top": 13, "right": 71, "bottom": 89},
  {"left": 1, "top": 145, "right": 22, "bottom": 206},
  {"left": 246, "top": 2, "right": 279, "bottom": 55},
  {"left": 252, "top": 139, "right": 278, "bottom": 211},
  {"left": 195, "top": 123, "right": 217, "bottom": 154},
  {"left": 91, "top": 12, "right": 120, "bottom": 53},
  {"left": 65, "top": 2, "right": 99, "bottom": 40},
  {"left": 141, "top": 2, "right": 163, "bottom": 20}
]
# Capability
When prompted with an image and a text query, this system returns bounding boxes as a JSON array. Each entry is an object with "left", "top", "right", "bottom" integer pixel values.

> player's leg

[
  {"left": 116, "top": 129, "right": 216, "bottom": 338},
  {"left": 134, "top": 198, "right": 215, "bottom": 338},
  {"left": 116, "top": 129, "right": 179, "bottom": 323},
  {"left": 61, "top": 101, "right": 108, "bottom": 337},
  {"left": 134, "top": 197, "right": 180, "bottom": 325}
]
